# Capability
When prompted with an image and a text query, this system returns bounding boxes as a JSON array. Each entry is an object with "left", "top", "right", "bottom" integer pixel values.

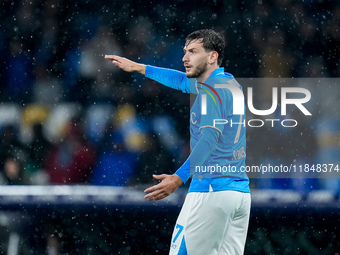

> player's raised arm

[
  {"left": 104, "top": 55, "right": 146, "bottom": 74},
  {"left": 105, "top": 55, "right": 191, "bottom": 93}
]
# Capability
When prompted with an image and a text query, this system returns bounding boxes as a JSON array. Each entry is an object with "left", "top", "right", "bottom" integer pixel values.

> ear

[{"left": 209, "top": 51, "right": 219, "bottom": 65}]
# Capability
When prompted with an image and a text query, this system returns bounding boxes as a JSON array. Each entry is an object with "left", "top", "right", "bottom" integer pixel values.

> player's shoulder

[
  {"left": 215, "top": 71, "right": 234, "bottom": 79},
  {"left": 204, "top": 69, "right": 242, "bottom": 98},
  {"left": 213, "top": 74, "right": 242, "bottom": 93}
]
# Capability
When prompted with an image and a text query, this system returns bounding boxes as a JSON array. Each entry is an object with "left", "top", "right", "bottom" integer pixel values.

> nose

[{"left": 182, "top": 52, "right": 189, "bottom": 63}]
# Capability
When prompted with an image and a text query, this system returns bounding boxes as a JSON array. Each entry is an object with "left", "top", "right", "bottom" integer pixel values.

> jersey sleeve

[
  {"left": 145, "top": 65, "right": 191, "bottom": 93},
  {"left": 174, "top": 156, "right": 191, "bottom": 184},
  {"left": 175, "top": 127, "right": 220, "bottom": 183}
]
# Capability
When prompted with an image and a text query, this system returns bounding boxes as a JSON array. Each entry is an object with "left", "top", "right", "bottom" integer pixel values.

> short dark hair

[{"left": 185, "top": 29, "right": 225, "bottom": 66}]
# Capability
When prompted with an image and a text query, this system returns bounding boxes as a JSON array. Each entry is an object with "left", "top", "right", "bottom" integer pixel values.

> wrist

[
  {"left": 172, "top": 174, "right": 184, "bottom": 186},
  {"left": 135, "top": 63, "right": 146, "bottom": 75}
]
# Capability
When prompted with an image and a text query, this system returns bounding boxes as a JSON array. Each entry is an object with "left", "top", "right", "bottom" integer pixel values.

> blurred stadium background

[{"left": 0, "top": 0, "right": 339, "bottom": 254}]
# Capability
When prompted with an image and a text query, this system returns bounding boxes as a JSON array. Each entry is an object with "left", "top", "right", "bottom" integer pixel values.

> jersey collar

[
  {"left": 208, "top": 67, "right": 225, "bottom": 78},
  {"left": 195, "top": 67, "right": 225, "bottom": 93}
]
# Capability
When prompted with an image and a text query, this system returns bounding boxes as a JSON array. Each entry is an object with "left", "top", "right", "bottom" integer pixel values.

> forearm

[
  {"left": 175, "top": 141, "right": 215, "bottom": 183},
  {"left": 175, "top": 157, "right": 191, "bottom": 184},
  {"left": 145, "top": 65, "right": 190, "bottom": 93},
  {"left": 175, "top": 127, "right": 220, "bottom": 183}
]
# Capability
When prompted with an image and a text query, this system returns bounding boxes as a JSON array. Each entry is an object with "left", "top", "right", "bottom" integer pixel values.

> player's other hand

[
  {"left": 144, "top": 174, "right": 183, "bottom": 201},
  {"left": 104, "top": 55, "right": 146, "bottom": 74}
]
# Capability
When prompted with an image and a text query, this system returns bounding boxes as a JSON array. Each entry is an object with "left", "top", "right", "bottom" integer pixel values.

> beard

[{"left": 186, "top": 59, "right": 208, "bottom": 78}]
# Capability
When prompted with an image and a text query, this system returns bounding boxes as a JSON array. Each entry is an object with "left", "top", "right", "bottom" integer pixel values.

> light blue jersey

[{"left": 145, "top": 66, "right": 250, "bottom": 193}]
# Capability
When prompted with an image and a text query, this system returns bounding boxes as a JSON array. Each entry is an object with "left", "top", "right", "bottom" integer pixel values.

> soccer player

[{"left": 105, "top": 29, "right": 251, "bottom": 255}]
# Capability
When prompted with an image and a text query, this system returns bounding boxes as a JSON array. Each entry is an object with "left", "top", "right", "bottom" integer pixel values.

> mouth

[{"left": 184, "top": 65, "right": 192, "bottom": 71}]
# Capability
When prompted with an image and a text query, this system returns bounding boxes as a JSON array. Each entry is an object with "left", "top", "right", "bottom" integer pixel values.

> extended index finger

[{"left": 104, "top": 55, "right": 120, "bottom": 60}]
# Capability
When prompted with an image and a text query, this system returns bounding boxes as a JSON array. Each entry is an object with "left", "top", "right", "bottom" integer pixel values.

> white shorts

[{"left": 169, "top": 189, "right": 251, "bottom": 255}]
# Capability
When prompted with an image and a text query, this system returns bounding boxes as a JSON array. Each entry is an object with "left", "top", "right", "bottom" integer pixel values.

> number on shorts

[{"left": 173, "top": 224, "right": 184, "bottom": 243}]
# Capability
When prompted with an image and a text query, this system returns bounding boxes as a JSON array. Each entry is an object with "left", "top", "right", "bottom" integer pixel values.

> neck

[{"left": 196, "top": 64, "right": 220, "bottom": 83}]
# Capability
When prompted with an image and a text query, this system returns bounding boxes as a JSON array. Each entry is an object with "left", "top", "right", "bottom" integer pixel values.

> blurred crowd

[{"left": 0, "top": 0, "right": 339, "bottom": 191}]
